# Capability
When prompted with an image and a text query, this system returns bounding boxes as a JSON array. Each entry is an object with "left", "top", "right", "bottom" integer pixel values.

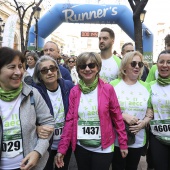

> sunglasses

[
  {"left": 40, "top": 66, "right": 57, "bottom": 74},
  {"left": 78, "top": 63, "right": 96, "bottom": 70},
  {"left": 68, "top": 60, "right": 75, "bottom": 63},
  {"left": 130, "top": 61, "right": 144, "bottom": 68}
]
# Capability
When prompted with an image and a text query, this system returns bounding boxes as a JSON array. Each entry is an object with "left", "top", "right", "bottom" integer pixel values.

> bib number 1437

[{"left": 77, "top": 120, "right": 101, "bottom": 139}]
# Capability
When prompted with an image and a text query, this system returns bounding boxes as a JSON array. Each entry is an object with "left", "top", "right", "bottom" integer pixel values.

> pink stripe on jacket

[{"left": 58, "top": 78, "right": 127, "bottom": 154}]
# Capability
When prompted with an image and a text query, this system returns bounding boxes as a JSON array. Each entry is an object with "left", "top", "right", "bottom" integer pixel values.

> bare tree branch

[
  {"left": 128, "top": 0, "right": 148, "bottom": 54},
  {"left": 134, "top": 0, "right": 148, "bottom": 18},
  {"left": 128, "top": 0, "right": 135, "bottom": 11},
  {"left": 5, "top": 0, "right": 43, "bottom": 52}
]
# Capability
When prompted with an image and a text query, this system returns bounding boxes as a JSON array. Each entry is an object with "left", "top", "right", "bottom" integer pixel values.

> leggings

[
  {"left": 112, "top": 146, "right": 143, "bottom": 170},
  {"left": 150, "top": 133, "right": 170, "bottom": 170},
  {"left": 74, "top": 144, "right": 113, "bottom": 170},
  {"left": 43, "top": 147, "right": 72, "bottom": 170}
]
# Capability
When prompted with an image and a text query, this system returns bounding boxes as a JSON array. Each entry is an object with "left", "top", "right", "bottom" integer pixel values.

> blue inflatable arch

[{"left": 28, "top": 3, "right": 153, "bottom": 62}]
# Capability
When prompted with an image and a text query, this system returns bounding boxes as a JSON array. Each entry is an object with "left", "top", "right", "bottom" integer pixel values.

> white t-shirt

[
  {"left": 77, "top": 87, "right": 114, "bottom": 153},
  {"left": 150, "top": 82, "right": 170, "bottom": 120},
  {"left": 47, "top": 86, "right": 65, "bottom": 150},
  {"left": 0, "top": 94, "right": 23, "bottom": 169},
  {"left": 100, "top": 56, "right": 119, "bottom": 83},
  {"left": 111, "top": 79, "right": 151, "bottom": 148},
  {"left": 26, "top": 67, "right": 35, "bottom": 76},
  {"left": 71, "top": 66, "right": 79, "bottom": 85}
]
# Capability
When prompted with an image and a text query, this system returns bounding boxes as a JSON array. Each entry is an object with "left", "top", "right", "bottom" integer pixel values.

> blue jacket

[
  {"left": 32, "top": 78, "right": 74, "bottom": 117},
  {"left": 59, "top": 65, "right": 72, "bottom": 82}
]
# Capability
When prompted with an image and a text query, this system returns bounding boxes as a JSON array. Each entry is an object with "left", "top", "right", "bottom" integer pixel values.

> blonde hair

[{"left": 119, "top": 51, "right": 144, "bottom": 80}]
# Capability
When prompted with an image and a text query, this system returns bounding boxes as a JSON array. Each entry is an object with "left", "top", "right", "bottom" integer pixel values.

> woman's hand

[
  {"left": 129, "top": 119, "right": 146, "bottom": 134},
  {"left": 37, "top": 125, "right": 54, "bottom": 139},
  {"left": 123, "top": 113, "right": 138, "bottom": 125},
  {"left": 120, "top": 149, "right": 128, "bottom": 158},
  {"left": 55, "top": 153, "right": 65, "bottom": 168},
  {"left": 20, "top": 151, "right": 40, "bottom": 170}
]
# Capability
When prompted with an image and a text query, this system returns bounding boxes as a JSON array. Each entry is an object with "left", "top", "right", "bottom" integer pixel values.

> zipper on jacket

[
  {"left": 0, "top": 116, "right": 3, "bottom": 163},
  {"left": 19, "top": 96, "right": 26, "bottom": 158}
]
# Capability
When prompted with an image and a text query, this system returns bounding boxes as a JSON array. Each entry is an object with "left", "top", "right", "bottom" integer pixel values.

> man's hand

[
  {"left": 20, "top": 151, "right": 40, "bottom": 170},
  {"left": 37, "top": 125, "right": 54, "bottom": 139}
]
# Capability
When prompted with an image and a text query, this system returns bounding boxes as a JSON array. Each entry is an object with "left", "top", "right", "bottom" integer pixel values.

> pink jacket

[{"left": 58, "top": 79, "right": 127, "bottom": 154}]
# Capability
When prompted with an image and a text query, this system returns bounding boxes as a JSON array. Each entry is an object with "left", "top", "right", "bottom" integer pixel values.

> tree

[
  {"left": 128, "top": 0, "right": 148, "bottom": 54},
  {"left": 1, "top": 0, "right": 43, "bottom": 53}
]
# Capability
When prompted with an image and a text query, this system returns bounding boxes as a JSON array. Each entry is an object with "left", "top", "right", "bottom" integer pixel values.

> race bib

[
  {"left": 53, "top": 122, "right": 64, "bottom": 140},
  {"left": 77, "top": 121, "right": 101, "bottom": 139},
  {"left": 150, "top": 119, "right": 170, "bottom": 137},
  {"left": 2, "top": 134, "right": 23, "bottom": 158}
]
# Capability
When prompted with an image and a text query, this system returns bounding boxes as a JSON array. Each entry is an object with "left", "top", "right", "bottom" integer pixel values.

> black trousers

[
  {"left": 43, "top": 147, "right": 72, "bottom": 170},
  {"left": 150, "top": 133, "right": 170, "bottom": 170},
  {"left": 74, "top": 144, "right": 113, "bottom": 170},
  {"left": 112, "top": 146, "right": 143, "bottom": 170}
]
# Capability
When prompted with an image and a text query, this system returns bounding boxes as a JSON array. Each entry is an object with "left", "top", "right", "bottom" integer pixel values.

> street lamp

[
  {"left": 33, "top": 6, "right": 41, "bottom": 51},
  {"left": 140, "top": 10, "right": 146, "bottom": 23},
  {"left": 0, "top": 17, "right": 5, "bottom": 47}
]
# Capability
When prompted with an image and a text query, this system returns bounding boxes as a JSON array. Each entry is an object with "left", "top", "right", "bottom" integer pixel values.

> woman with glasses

[
  {"left": 32, "top": 55, "right": 74, "bottom": 170},
  {"left": 67, "top": 56, "right": 79, "bottom": 85},
  {"left": 0, "top": 47, "right": 55, "bottom": 170},
  {"left": 149, "top": 50, "right": 170, "bottom": 170},
  {"left": 55, "top": 52, "right": 128, "bottom": 170},
  {"left": 110, "top": 51, "right": 153, "bottom": 170}
]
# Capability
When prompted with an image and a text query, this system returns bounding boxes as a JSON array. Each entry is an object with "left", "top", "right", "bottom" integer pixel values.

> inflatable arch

[{"left": 28, "top": 3, "right": 153, "bottom": 62}]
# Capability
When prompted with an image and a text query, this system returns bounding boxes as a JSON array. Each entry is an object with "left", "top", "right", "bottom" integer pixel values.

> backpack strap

[{"left": 24, "top": 76, "right": 35, "bottom": 106}]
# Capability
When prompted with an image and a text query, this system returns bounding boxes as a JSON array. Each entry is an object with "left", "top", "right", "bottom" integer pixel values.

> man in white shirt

[{"left": 99, "top": 27, "right": 121, "bottom": 83}]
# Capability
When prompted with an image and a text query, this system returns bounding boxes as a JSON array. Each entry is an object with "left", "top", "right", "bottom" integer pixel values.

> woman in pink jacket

[{"left": 55, "top": 52, "right": 128, "bottom": 170}]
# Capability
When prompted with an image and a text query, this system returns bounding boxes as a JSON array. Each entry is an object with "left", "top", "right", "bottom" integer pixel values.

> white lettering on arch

[{"left": 62, "top": 7, "right": 118, "bottom": 22}]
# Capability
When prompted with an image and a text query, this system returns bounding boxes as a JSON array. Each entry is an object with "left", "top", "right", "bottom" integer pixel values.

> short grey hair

[
  {"left": 33, "top": 55, "right": 61, "bottom": 84},
  {"left": 26, "top": 51, "right": 39, "bottom": 62}
]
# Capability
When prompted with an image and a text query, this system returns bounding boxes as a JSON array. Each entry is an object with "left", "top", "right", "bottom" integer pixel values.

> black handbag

[{"left": 124, "top": 121, "right": 136, "bottom": 145}]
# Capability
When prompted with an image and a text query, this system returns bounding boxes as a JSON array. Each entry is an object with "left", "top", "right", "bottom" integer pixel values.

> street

[{"left": 68, "top": 153, "right": 147, "bottom": 170}]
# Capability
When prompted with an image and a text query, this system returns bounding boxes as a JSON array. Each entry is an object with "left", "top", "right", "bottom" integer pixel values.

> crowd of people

[{"left": 0, "top": 27, "right": 170, "bottom": 170}]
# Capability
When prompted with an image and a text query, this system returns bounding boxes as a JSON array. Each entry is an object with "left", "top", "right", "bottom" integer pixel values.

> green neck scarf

[
  {"left": 79, "top": 77, "right": 98, "bottom": 94},
  {"left": 157, "top": 74, "right": 170, "bottom": 86},
  {"left": 0, "top": 83, "right": 23, "bottom": 102}
]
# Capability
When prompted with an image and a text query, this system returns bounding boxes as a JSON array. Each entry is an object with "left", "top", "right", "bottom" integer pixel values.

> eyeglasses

[
  {"left": 78, "top": 63, "right": 96, "bottom": 70},
  {"left": 130, "top": 61, "right": 144, "bottom": 68},
  {"left": 40, "top": 66, "right": 57, "bottom": 74},
  {"left": 68, "top": 60, "right": 75, "bottom": 63}
]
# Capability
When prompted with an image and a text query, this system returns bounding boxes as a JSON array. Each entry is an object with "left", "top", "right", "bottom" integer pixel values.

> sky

[
  {"left": 14, "top": 0, "right": 169, "bottom": 58},
  {"left": 15, "top": 0, "right": 169, "bottom": 33},
  {"left": 144, "top": 0, "right": 169, "bottom": 32},
  {"left": 47, "top": 0, "right": 169, "bottom": 35}
]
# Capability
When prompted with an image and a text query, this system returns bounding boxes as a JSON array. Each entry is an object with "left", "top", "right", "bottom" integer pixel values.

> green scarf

[
  {"left": 79, "top": 77, "right": 98, "bottom": 94},
  {"left": 0, "top": 83, "right": 23, "bottom": 102},
  {"left": 157, "top": 75, "right": 170, "bottom": 86}
]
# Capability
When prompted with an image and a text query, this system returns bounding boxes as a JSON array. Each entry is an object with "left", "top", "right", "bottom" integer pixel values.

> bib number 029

[{"left": 2, "top": 141, "right": 20, "bottom": 152}]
